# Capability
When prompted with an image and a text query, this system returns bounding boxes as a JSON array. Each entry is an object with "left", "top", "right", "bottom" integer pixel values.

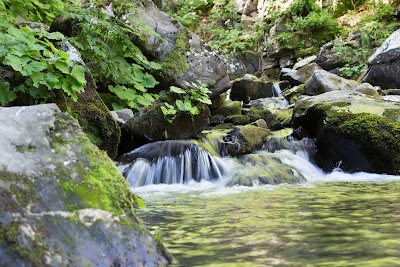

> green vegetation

[{"left": 161, "top": 81, "right": 212, "bottom": 123}]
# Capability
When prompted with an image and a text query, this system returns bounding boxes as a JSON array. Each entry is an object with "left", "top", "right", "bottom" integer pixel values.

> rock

[
  {"left": 279, "top": 57, "right": 294, "bottom": 68},
  {"left": 292, "top": 90, "right": 400, "bottom": 174},
  {"left": 130, "top": 2, "right": 230, "bottom": 98},
  {"left": 304, "top": 69, "right": 359, "bottom": 95},
  {"left": 0, "top": 104, "right": 172, "bottom": 266},
  {"left": 111, "top": 109, "right": 134, "bottom": 125},
  {"left": 249, "top": 106, "right": 290, "bottom": 130},
  {"left": 225, "top": 114, "right": 250, "bottom": 125},
  {"left": 225, "top": 51, "right": 260, "bottom": 79},
  {"left": 230, "top": 74, "right": 274, "bottom": 102},
  {"left": 51, "top": 41, "right": 120, "bottom": 159},
  {"left": 224, "top": 125, "right": 271, "bottom": 155},
  {"left": 314, "top": 41, "right": 345, "bottom": 71},
  {"left": 363, "top": 29, "right": 400, "bottom": 89},
  {"left": 250, "top": 119, "right": 268, "bottom": 128},
  {"left": 227, "top": 152, "right": 306, "bottom": 186},
  {"left": 120, "top": 93, "right": 210, "bottom": 154},
  {"left": 355, "top": 83, "right": 380, "bottom": 98},
  {"left": 293, "top": 55, "right": 317, "bottom": 70},
  {"left": 280, "top": 63, "right": 322, "bottom": 86},
  {"left": 211, "top": 100, "right": 242, "bottom": 117},
  {"left": 282, "top": 84, "right": 305, "bottom": 105},
  {"left": 243, "top": 0, "right": 258, "bottom": 16}
]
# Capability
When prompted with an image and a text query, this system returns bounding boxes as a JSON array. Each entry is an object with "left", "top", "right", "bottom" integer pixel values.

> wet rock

[
  {"left": 120, "top": 93, "right": 210, "bottom": 154},
  {"left": 224, "top": 125, "right": 271, "bottom": 155},
  {"left": 227, "top": 152, "right": 306, "bottom": 186},
  {"left": 304, "top": 69, "right": 359, "bottom": 95},
  {"left": 292, "top": 90, "right": 400, "bottom": 174},
  {"left": 363, "top": 29, "right": 400, "bottom": 89},
  {"left": 230, "top": 74, "right": 274, "bottom": 103},
  {"left": 0, "top": 104, "right": 172, "bottom": 266},
  {"left": 212, "top": 100, "right": 242, "bottom": 117}
]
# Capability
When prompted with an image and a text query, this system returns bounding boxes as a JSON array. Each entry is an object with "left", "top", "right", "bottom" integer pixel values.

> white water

[{"left": 131, "top": 146, "right": 400, "bottom": 195}]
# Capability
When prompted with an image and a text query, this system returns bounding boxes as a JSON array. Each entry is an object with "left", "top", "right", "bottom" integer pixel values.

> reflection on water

[{"left": 136, "top": 182, "right": 400, "bottom": 266}]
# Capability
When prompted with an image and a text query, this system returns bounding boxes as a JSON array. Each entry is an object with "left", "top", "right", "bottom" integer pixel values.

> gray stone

[
  {"left": 363, "top": 29, "right": 400, "bottom": 89},
  {"left": 293, "top": 55, "right": 317, "bottom": 70},
  {"left": 304, "top": 69, "right": 359, "bottom": 95},
  {"left": 280, "top": 63, "right": 322, "bottom": 86},
  {"left": 111, "top": 109, "right": 134, "bottom": 125},
  {"left": 0, "top": 104, "right": 172, "bottom": 266},
  {"left": 230, "top": 75, "right": 274, "bottom": 102},
  {"left": 225, "top": 51, "right": 260, "bottom": 79}
]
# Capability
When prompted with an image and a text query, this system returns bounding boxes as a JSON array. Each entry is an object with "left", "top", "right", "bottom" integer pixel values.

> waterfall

[
  {"left": 118, "top": 141, "right": 229, "bottom": 188},
  {"left": 272, "top": 83, "right": 290, "bottom": 109}
]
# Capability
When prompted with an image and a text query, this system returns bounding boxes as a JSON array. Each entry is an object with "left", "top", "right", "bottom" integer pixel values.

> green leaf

[
  {"left": 109, "top": 85, "right": 136, "bottom": 100},
  {"left": 170, "top": 86, "right": 186, "bottom": 94},
  {"left": 44, "top": 31, "right": 64, "bottom": 40},
  {"left": 133, "top": 195, "right": 147, "bottom": 210},
  {"left": 141, "top": 73, "right": 159, "bottom": 88},
  {"left": 197, "top": 96, "right": 212, "bottom": 105},
  {"left": 136, "top": 95, "right": 154, "bottom": 107},
  {"left": 0, "top": 81, "right": 17, "bottom": 106},
  {"left": 70, "top": 65, "right": 86, "bottom": 85},
  {"left": 55, "top": 61, "right": 70, "bottom": 74},
  {"left": 44, "top": 73, "right": 60, "bottom": 87},
  {"left": 30, "top": 72, "right": 47, "bottom": 88},
  {"left": 111, "top": 102, "right": 128, "bottom": 111},
  {"left": 3, "top": 54, "right": 31, "bottom": 76},
  {"left": 29, "top": 85, "right": 49, "bottom": 99}
]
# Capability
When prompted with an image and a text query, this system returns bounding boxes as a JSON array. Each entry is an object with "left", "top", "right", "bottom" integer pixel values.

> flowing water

[{"left": 126, "top": 146, "right": 400, "bottom": 266}]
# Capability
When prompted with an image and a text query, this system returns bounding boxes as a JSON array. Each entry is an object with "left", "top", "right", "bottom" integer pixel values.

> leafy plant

[
  {"left": 161, "top": 81, "right": 211, "bottom": 123},
  {"left": 0, "top": 26, "right": 86, "bottom": 105},
  {"left": 67, "top": 8, "right": 162, "bottom": 111}
]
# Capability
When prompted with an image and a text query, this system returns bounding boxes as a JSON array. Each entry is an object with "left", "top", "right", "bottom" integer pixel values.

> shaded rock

[
  {"left": 363, "top": 29, "right": 400, "bottom": 89},
  {"left": 225, "top": 114, "right": 250, "bottom": 125},
  {"left": 111, "top": 109, "right": 134, "bottom": 125},
  {"left": 225, "top": 51, "right": 260, "bottom": 79},
  {"left": 230, "top": 75, "right": 274, "bottom": 102},
  {"left": 210, "top": 114, "right": 225, "bottom": 125},
  {"left": 314, "top": 41, "right": 344, "bottom": 71},
  {"left": 51, "top": 41, "right": 120, "bottom": 159},
  {"left": 292, "top": 90, "right": 400, "bottom": 174},
  {"left": 130, "top": 2, "right": 230, "bottom": 98},
  {"left": 120, "top": 93, "right": 210, "bottom": 154},
  {"left": 304, "top": 69, "right": 359, "bottom": 95},
  {"left": 0, "top": 104, "right": 172, "bottom": 266},
  {"left": 227, "top": 151, "right": 306, "bottom": 186},
  {"left": 224, "top": 125, "right": 271, "bottom": 155},
  {"left": 212, "top": 100, "right": 242, "bottom": 117},
  {"left": 280, "top": 63, "right": 322, "bottom": 86}
]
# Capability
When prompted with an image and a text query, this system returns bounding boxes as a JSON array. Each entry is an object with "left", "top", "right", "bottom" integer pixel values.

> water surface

[{"left": 136, "top": 180, "right": 400, "bottom": 266}]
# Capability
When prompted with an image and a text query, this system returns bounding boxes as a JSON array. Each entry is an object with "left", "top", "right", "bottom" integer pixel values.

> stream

[{"left": 132, "top": 154, "right": 400, "bottom": 266}]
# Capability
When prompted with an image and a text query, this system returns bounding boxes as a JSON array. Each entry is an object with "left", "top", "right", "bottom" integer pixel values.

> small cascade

[
  {"left": 118, "top": 141, "right": 229, "bottom": 188},
  {"left": 272, "top": 83, "right": 290, "bottom": 109}
]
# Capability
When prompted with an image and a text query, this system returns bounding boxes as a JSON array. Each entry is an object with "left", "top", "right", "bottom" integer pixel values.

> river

[{"left": 132, "top": 152, "right": 400, "bottom": 266}]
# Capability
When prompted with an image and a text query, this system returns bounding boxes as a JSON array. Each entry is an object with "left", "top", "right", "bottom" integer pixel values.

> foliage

[
  {"left": 0, "top": 26, "right": 86, "bottom": 105},
  {"left": 161, "top": 81, "right": 211, "bottom": 123},
  {"left": 67, "top": 9, "right": 162, "bottom": 112}
]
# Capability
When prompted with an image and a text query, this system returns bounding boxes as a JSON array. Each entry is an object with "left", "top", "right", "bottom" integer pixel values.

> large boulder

[
  {"left": 131, "top": 1, "right": 231, "bottom": 98},
  {"left": 51, "top": 41, "right": 120, "bottom": 159},
  {"left": 0, "top": 104, "right": 172, "bottom": 266},
  {"left": 363, "top": 29, "right": 400, "bottom": 89},
  {"left": 120, "top": 93, "right": 210, "bottom": 154},
  {"left": 292, "top": 90, "right": 400, "bottom": 174},
  {"left": 230, "top": 74, "right": 274, "bottom": 102},
  {"left": 304, "top": 69, "right": 359, "bottom": 95},
  {"left": 280, "top": 63, "right": 322, "bottom": 86},
  {"left": 224, "top": 124, "right": 271, "bottom": 155}
]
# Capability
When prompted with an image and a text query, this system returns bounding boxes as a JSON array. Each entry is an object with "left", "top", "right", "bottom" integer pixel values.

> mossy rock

[
  {"left": 212, "top": 100, "right": 242, "bottom": 117},
  {"left": 225, "top": 125, "right": 272, "bottom": 155},
  {"left": 249, "top": 106, "right": 287, "bottom": 130},
  {"left": 292, "top": 90, "right": 400, "bottom": 174},
  {"left": 0, "top": 104, "right": 172, "bottom": 266},
  {"left": 120, "top": 93, "right": 210, "bottom": 154},
  {"left": 227, "top": 152, "right": 306, "bottom": 186},
  {"left": 225, "top": 114, "right": 250, "bottom": 125},
  {"left": 282, "top": 84, "right": 305, "bottom": 105}
]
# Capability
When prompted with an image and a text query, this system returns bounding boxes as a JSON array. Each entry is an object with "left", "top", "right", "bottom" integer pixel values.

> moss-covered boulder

[
  {"left": 225, "top": 114, "right": 250, "bottom": 125},
  {"left": 0, "top": 104, "right": 172, "bottom": 266},
  {"left": 51, "top": 41, "right": 120, "bottom": 159},
  {"left": 211, "top": 100, "right": 242, "bottom": 117},
  {"left": 249, "top": 106, "right": 290, "bottom": 130},
  {"left": 230, "top": 74, "right": 274, "bottom": 103},
  {"left": 224, "top": 125, "right": 271, "bottom": 155},
  {"left": 304, "top": 69, "right": 359, "bottom": 96},
  {"left": 282, "top": 84, "right": 305, "bottom": 105},
  {"left": 292, "top": 90, "right": 400, "bottom": 174},
  {"left": 227, "top": 152, "right": 306, "bottom": 186},
  {"left": 120, "top": 93, "right": 210, "bottom": 154}
]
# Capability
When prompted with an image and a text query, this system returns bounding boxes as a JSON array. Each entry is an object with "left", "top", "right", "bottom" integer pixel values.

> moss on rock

[
  {"left": 160, "top": 28, "right": 190, "bottom": 77},
  {"left": 225, "top": 114, "right": 250, "bottom": 125}
]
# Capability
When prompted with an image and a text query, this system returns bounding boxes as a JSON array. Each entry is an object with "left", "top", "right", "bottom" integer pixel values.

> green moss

[
  {"left": 59, "top": 135, "right": 135, "bottom": 215},
  {"left": 212, "top": 101, "right": 242, "bottom": 117},
  {"left": 161, "top": 29, "right": 190, "bottom": 77},
  {"left": 225, "top": 115, "right": 249, "bottom": 125},
  {"left": 383, "top": 109, "right": 400, "bottom": 122},
  {"left": 327, "top": 112, "right": 400, "bottom": 174},
  {"left": 213, "top": 123, "right": 234, "bottom": 130},
  {"left": 235, "top": 125, "right": 271, "bottom": 152},
  {"left": 16, "top": 144, "right": 37, "bottom": 153}
]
